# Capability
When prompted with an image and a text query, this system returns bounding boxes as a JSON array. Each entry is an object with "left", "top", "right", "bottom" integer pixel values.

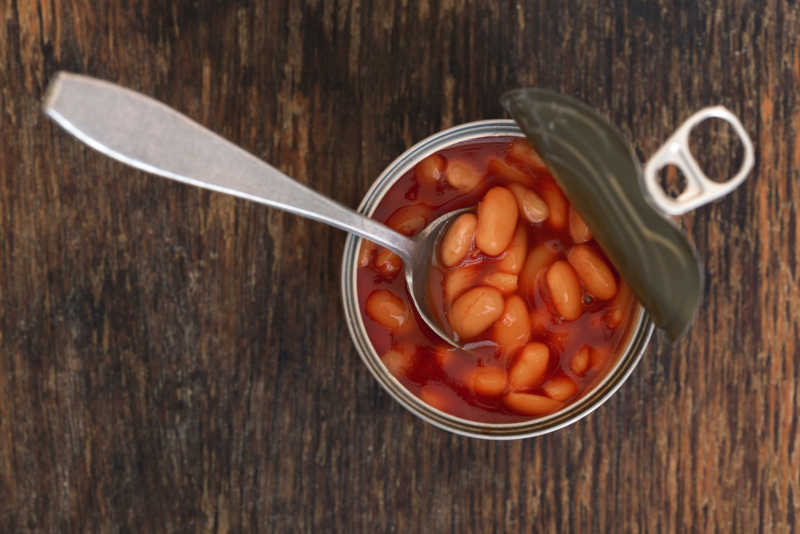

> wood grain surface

[{"left": 1, "top": 1, "right": 798, "bottom": 532}]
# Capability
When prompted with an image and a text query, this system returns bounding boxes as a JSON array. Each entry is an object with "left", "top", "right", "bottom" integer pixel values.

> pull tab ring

[{"left": 642, "top": 107, "right": 755, "bottom": 216}]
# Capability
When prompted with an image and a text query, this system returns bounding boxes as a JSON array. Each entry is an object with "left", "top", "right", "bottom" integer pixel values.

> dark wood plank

[{"left": 0, "top": 0, "right": 798, "bottom": 531}]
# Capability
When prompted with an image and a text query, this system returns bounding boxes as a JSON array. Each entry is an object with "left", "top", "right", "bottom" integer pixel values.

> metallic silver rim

[{"left": 341, "top": 119, "right": 655, "bottom": 439}]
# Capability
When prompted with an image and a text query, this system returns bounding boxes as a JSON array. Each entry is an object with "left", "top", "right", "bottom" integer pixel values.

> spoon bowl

[{"left": 403, "top": 207, "right": 472, "bottom": 347}]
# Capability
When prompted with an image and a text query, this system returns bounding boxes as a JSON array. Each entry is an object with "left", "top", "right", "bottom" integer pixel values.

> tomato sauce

[{"left": 356, "top": 137, "right": 636, "bottom": 423}]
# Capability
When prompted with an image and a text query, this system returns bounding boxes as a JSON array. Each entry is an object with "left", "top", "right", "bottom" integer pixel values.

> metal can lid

[{"left": 502, "top": 88, "right": 704, "bottom": 341}]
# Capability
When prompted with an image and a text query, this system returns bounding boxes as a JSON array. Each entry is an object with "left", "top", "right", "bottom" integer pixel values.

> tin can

[{"left": 341, "top": 119, "right": 655, "bottom": 439}]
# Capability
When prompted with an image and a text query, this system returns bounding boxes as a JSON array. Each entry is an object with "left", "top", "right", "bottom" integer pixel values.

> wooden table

[{"left": 1, "top": 1, "right": 797, "bottom": 531}]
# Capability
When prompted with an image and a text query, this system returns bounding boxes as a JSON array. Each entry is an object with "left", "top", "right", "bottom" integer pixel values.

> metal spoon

[{"left": 43, "top": 72, "right": 464, "bottom": 347}]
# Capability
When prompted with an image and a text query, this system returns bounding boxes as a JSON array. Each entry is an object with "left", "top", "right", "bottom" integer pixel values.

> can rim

[{"left": 340, "top": 119, "right": 655, "bottom": 439}]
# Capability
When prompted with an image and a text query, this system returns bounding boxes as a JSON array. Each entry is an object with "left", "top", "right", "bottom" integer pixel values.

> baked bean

[
  {"left": 420, "top": 384, "right": 451, "bottom": 411},
  {"left": 567, "top": 245, "right": 617, "bottom": 300},
  {"left": 358, "top": 239, "right": 377, "bottom": 267},
  {"left": 374, "top": 247, "right": 402, "bottom": 278},
  {"left": 569, "top": 207, "right": 592, "bottom": 243},
  {"left": 508, "top": 342, "right": 550, "bottom": 390},
  {"left": 387, "top": 204, "right": 431, "bottom": 236},
  {"left": 491, "top": 295, "right": 531, "bottom": 357},
  {"left": 546, "top": 261, "right": 582, "bottom": 321},
  {"left": 488, "top": 158, "right": 536, "bottom": 187},
  {"left": 508, "top": 139, "right": 548, "bottom": 170},
  {"left": 503, "top": 392, "right": 563, "bottom": 416},
  {"left": 476, "top": 187, "right": 519, "bottom": 256},
  {"left": 416, "top": 154, "right": 445, "bottom": 187},
  {"left": 444, "top": 264, "right": 479, "bottom": 304},
  {"left": 449, "top": 286, "right": 504, "bottom": 339},
  {"left": 365, "top": 289, "right": 410, "bottom": 332},
  {"left": 569, "top": 346, "right": 590, "bottom": 376},
  {"left": 434, "top": 344, "right": 458, "bottom": 370},
  {"left": 446, "top": 160, "right": 483, "bottom": 192},
  {"left": 541, "top": 374, "right": 578, "bottom": 401},
  {"left": 440, "top": 213, "right": 477, "bottom": 267},
  {"left": 590, "top": 345, "right": 611, "bottom": 370},
  {"left": 381, "top": 344, "right": 416, "bottom": 376},
  {"left": 607, "top": 280, "right": 633, "bottom": 327},
  {"left": 497, "top": 225, "right": 528, "bottom": 274},
  {"left": 465, "top": 366, "right": 508, "bottom": 396},
  {"left": 537, "top": 178, "right": 568, "bottom": 229},
  {"left": 482, "top": 272, "right": 518, "bottom": 294},
  {"left": 508, "top": 183, "right": 549, "bottom": 224},
  {"left": 518, "top": 243, "right": 558, "bottom": 302}
]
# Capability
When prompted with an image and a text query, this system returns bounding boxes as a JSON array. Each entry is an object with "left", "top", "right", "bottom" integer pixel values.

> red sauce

[{"left": 356, "top": 136, "right": 636, "bottom": 423}]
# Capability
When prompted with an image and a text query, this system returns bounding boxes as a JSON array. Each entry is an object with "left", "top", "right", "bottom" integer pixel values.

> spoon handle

[{"left": 43, "top": 72, "right": 415, "bottom": 261}]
